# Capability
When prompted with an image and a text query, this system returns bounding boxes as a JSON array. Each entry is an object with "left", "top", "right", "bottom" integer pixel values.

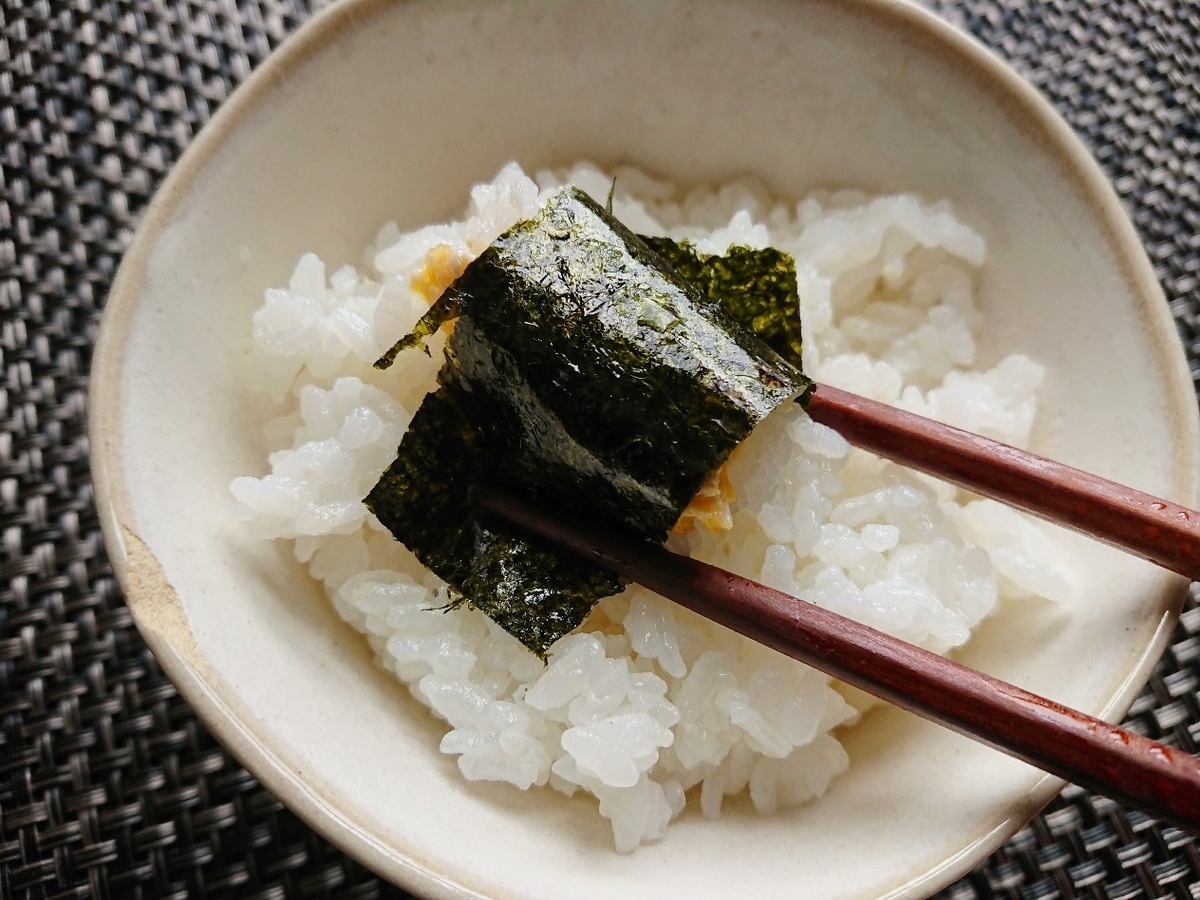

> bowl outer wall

[{"left": 88, "top": 0, "right": 1200, "bottom": 898}]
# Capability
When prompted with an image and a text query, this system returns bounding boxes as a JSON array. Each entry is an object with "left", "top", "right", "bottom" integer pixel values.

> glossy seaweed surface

[{"left": 367, "top": 188, "right": 812, "bottom": 656}]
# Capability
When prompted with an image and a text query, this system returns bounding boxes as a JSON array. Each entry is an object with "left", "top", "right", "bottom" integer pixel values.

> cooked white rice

[{"left": 231, "top": 162, "right": 1072, "bottom": 852}]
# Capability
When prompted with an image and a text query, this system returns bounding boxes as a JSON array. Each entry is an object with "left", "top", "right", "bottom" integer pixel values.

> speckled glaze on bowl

[{"left": 89, "top": 1, "right": 1199, "bottom": 897}]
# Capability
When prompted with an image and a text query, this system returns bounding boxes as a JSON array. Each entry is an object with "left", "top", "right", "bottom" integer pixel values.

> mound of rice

[{"left": 231, "top": 162, "right": 1072, "bottom": 852}]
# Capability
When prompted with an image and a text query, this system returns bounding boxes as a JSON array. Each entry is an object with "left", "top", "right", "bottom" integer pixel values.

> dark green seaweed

[
  {"left": 641, "top": 237, "right": 808, "bottom": 380},
  {"left": 367, "top": 187, "right": 812, "bottom": 656}
]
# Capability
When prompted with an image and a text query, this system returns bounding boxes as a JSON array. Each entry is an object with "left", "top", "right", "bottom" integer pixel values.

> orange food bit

[
  {"left": 412, "top": 244, "right": 471, "bottom": 306},
  {"left": 675, "top": 461, "right": 735, "bottom": 534}
]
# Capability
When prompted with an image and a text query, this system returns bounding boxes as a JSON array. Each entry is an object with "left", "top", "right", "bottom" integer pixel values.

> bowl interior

[{"left": 91, "top": 1, "right": 1197, "bottom": 898}]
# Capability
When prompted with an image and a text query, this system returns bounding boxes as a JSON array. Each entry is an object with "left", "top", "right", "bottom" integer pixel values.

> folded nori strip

[
  {"left": 641, "top": 237, "right": 808, "bottom": 377},
  {"left": 366, "top": 187, "right": 813, "bottom": 657}
]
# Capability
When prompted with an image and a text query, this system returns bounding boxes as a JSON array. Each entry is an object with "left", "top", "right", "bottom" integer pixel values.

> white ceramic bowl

[{"left": 90, "top": 1, "right": 1199, "bottom": 897}]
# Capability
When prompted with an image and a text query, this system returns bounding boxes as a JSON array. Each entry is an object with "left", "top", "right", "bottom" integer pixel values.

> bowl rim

[{"left": 88, "top": 0, "right": 1198, "bottom": 897}]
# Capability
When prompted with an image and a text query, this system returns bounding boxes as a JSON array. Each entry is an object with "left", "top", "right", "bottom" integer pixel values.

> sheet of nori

[
  {"left": 641, "top": 237, "right": 808, "bottom": 378},
  {"left": 366, "top": 187, "right": 812, "bottom": 656}
]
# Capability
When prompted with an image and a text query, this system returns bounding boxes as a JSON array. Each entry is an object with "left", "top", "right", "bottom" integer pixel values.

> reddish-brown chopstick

[
  {"left": 476, "top": 487, "right": 1200, "bottom": 833},
  {"left": 806, "top": 384, "right": 1200, "bottom": 581}
]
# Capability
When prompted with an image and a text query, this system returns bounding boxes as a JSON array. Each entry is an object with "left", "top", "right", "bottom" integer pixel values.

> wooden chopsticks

[
  {"left": 475, "top": 381, "right": 1200, "bottom": 832},
  {"left": 806, "top": 384, "right": 1200, "bottom": 581},
  {"left": 477, "top": 487, "right": 1200, "bottom": 832}
]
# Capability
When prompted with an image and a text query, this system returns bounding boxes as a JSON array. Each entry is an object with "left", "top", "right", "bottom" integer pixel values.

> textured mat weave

[{"left": 1, "top": 1, "right": 1198, "bottom": 898}]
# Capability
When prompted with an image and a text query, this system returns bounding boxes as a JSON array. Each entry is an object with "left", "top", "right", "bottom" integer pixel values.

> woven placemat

[{"left": 2, "top": 1, "right": 1197, "bottom": 897}]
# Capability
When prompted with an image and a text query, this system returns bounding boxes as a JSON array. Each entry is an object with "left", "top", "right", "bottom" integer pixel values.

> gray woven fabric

[{"left": 1, "top": 1, "right": 1197, "bottom": 897}]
